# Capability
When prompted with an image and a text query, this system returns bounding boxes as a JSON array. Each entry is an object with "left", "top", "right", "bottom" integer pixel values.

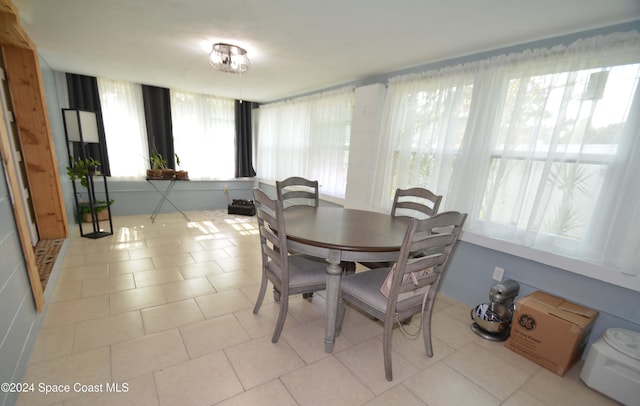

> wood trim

[
  {"left": 3, "top": 45, "right": 68, "bottom": 239},
  {"left": 0, "top": 77, "right": 43, "bottom": 312},
  {"left": 0, "top": 0, "right": 33, "bottom": 50}
]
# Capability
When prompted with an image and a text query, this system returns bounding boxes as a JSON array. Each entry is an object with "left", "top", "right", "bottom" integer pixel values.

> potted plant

[
  {"left": 174, "top": 153, "right": 189, "bottom": 180},
  {"left": 147, "top": 151, "right": 167, "bottom": 179},
  {"left": 66, "top": 156, "right": 114, "bottom": 222}
]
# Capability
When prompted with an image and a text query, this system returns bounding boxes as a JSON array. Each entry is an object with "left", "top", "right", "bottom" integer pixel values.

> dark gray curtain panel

[
  {"left": 66, "top": 73, "right": 111, "bottom": 176},
  {"left": 142, "top": 85, "right": 175, "bottom": 169},
  {"left": 235, "top": 100, "right": 257, "bottom": 178}
]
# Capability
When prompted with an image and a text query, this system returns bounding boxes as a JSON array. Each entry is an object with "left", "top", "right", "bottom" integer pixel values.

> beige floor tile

[
  {"left": 501, "top": 390, "right": 547, "bottom": 406},
  {"left": 127, "top": 246, "right": 161, "bottom": 260},
  {"left": 441, "top": 301, "right": 474, "bottom": 324},
  {"left": 196, "top": 238, "right": 236, "bottom": 250},
  {"left": 216, "top": 379, "right": 298, "bottom": 406},
  {"left": 404, "top": 362, "right": 500, "bottom": 406},
  {"left": 19, "top": 347, "right": 111, "bottom": 405},
  {"left": 144, "top": 236, "right": 183, "bottom": 247},
  {"left": 28, "top": 325, "right": 75, "bottom": 364},
  {"left": 111, "top": 329, "right": 189, "bottom": 381},
  {"left": 189, "top": 248, "right": 231, "bottom": 263},
  {"left": 281, "top": 356, "right": 375, "bottom": 406},
  {"left": 337, "top": 306, "right": 383, "bottom": 345},
  {"left": 58, "top": 264, "right": 109, "bottom": 282},
  {"left": 50, "top": 279, "right": 82, "bottom": 302},
  {"left": 61, "top": 253, "right": 88, "bottom": 268},
  {"left": 282, "top": 318, "right": 353, "bottom": 364},
  {"left": 286, "top": 294, "right": 327, "bottom": 324},
  {"left": 389, "top": 327, "right": 455, "bottom": 370},
  {"left": 72, "top": 311, "right": 145, "bottom": 353},
  {"left": 444, "top": 342, "right": 533, "bottom": 400},
  {"left": 63, "top": 373, "right": 159, "bottom": 406},
  {"left": 207, "top": 270, "right": 258, "bottom": 291},
  {"left": 234, "top": 301, "right": 300, "bottom": 339},
  {"left": 42, "top": 295, "right": 110, "bottom": 328},
  {"left": 109, "top": 258, "right": 155, "bottom": 275},
  {"left": 82, "top": 274, "right": 136, "bottom": 297},
  {"left": 109, "top": 285, "right": 167, "bottom": 314},
  {"left": 161, "top": 277, "right": 215, "bottom": 302},
  {"left": 85, "top": 250, "right": 131, "bottom": 265},
  {"left": 240, "top": 283, "right": 275, "bottom": 307},
  {"left": 154, "top": 352, "right": 244, "bottom": 405},
  {"left": 472, "top": 338, "right": 542, "bottom": 375},
  {"left": 363, "top": 384, "right": 425, "bottom": 406},
  {"left": 109, "top": 240, "right": 147, "bottom": 251},
  {"left": 180, "top": 314, "right": 250, "bottom": 358},
  {"left": 215, "top": 256, "right": 262, "bottom": 273},
  {"left": 335, "top": 337, "right": 419, "bottom": 394},
  {"left": 195, "top": 290, "right": 254, "bottom": 319},
  {"left": 140, "top": 299, "right": 204, "bottom": 334},
  {"left": 225, "top": 337, "right": 305, "bottom": 389},
  {"left": 430, "top": 311, "right": 478, "bottom": 349},
  {"left": 133, "top": 268, "right": 184, "bottom": 288},
  {"left": 178, "top": 261, "right": 225, "bottom": 279},
  {"left": 151, "top": 252, "right": 196, "bottom": 268},
  {"left": 521, "top": 362, "right": 619, "bottom": 406}
]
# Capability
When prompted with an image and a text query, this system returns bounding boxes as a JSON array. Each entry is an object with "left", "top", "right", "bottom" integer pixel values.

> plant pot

[
  {"left": 162, "top": 169, "right": 175, "bottom": 179},
  {"left": 82, "top": 210, "right": 109, "bottom": 223},
  {"left": 147, "top": 169, "right": 163, "bottom": 179},
  {"left": 175, "top": 170, "right": 189, "bottom": 180}
]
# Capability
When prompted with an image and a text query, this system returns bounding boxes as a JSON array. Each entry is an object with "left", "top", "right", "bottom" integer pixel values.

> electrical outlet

[
  {"left": 223, "top": 186, "right": 228, "bottom": 193},
  {"left": 492, "top": 266, "right": 505, "bottom": 282}
]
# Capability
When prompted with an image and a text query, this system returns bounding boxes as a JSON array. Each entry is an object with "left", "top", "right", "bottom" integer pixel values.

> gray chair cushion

[
  {"left": 288, "top": 254, "right": 327, "bottom": 289},
  {"left": 340, "top": 267, "right": 391, "bottom": 314}
]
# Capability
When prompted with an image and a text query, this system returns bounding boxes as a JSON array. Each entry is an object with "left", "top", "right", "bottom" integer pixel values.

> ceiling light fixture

[{"left": 209, "top": 43, "right": 250, "bottom": 74}]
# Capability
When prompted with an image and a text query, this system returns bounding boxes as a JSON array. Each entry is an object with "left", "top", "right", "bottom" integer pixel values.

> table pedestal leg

[{"left": 324, "top": 249, "right": 343, "bottom": 353}]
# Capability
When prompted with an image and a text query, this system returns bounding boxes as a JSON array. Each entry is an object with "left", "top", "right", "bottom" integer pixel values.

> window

[
  {"left": 97, "top": 78, "right": 149, "bottom": 177},
  {"left": 256, "top": 87, "right": 354, "bottom": 197},
  {"left": 379, "top": 32, "right": 640, "bottom": 276},
  {"left": 170, "top": 90, "right": 235, "bottom": 179}
]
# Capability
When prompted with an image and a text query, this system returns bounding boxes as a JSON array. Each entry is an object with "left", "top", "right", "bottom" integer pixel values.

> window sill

[{"left": 460, "top": 231, "right": 640, "bottom": 293}]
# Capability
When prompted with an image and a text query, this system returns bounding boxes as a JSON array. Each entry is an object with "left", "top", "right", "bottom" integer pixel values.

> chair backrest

[
  {"left": 253, "top": 188, "right": 289, "bottom": 284},
  {"left": 391, "top": 187, "right": 442, "bottom": 220},
  {"left": 276, "top": 176, "right": 319, "bottom": 209},
  {"left": 388, "top": 211, "right": 467, "bottom": 313}
]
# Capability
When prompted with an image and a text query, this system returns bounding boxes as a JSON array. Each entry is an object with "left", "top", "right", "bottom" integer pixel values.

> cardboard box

[{"left": 506, "top": 291, "right": 598, "bottom": 376}]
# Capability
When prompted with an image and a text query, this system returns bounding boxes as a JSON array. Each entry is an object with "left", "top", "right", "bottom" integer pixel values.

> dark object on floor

[{"left": 228, "top": 199, "right": 256, "bottom": 216}]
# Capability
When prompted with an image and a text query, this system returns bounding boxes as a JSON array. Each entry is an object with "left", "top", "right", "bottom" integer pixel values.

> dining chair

[
  {"left": 253, "top": 188, "right": 327, "bottom": 343},
  {"left": 391, "top": 187, "right": 442, "bottom": 220},
  {"left": 276, "top": 176, "right": 319, "bottom": 209},
  {"left": 336, "top": 211, "right": 467, "bottom": 381},
  {"left": 361, "top": 187, "right": 443, "bottom": 271},
  {"left": 276, "top": 176, "right": 326, "bottom": 296}
]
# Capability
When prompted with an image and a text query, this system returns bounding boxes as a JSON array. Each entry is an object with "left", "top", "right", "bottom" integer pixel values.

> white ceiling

[{"left": 13, "top": 0, "right": 640, "bottom": 103}]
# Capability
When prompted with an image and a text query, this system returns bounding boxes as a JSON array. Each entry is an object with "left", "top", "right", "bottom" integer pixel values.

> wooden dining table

[{"left": 283, "top": 206, "right": 409, "bottom": 352}]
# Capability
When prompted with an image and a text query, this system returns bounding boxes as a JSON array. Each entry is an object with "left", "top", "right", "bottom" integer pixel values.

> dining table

[{"left": 283, "top": 206, "right": 409, "bottom": 352}]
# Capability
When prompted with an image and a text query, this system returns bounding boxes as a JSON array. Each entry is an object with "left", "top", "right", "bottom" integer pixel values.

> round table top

[{"left": 283, "top": 206, "right": 409, "bottom": 252}]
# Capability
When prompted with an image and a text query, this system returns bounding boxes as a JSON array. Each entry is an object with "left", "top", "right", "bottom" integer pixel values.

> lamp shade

[{"left": 62, "top": 109, "right": 100, "bottom": 143}]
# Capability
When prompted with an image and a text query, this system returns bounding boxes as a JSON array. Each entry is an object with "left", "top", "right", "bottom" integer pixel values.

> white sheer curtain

[
  {"left": 377, "top": 31, "right": 640, "bottom": 276},
  {"left": 97, "top": 78, "right": 149, "bottom": 177},
  {"left": 170, "top": 90, "right": 235, "bottom": 179},
  {"left": 256, "top": 87, "right": 354, "bottom": 197}
]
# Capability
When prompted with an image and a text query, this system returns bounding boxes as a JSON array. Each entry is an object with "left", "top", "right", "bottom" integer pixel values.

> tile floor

[{"left": 17, "top": 210, "right": 619, "bottom": 406}]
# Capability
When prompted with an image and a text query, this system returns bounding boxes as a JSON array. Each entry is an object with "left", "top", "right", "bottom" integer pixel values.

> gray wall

[{"left": 0, "top": 159, "right": 38, "bottom": 406}]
